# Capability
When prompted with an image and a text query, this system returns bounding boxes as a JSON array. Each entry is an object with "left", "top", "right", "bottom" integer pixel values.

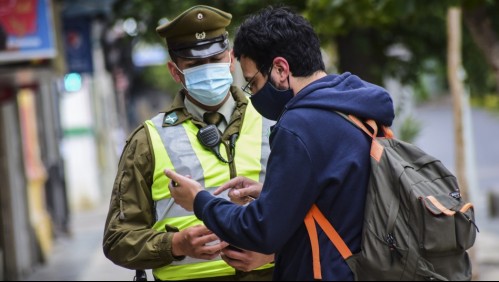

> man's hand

[
  {"left": 214, "top": 176, "right": 263, "bottom": 205},
  {"left": 172, "top": 225, "right": 229, "bottom": 260},
  {"left": 220, "top": 246, "right": 275, "bottom": 272},
  {"left": 164, "top": 169, "right": 203, "bottom": 211}
]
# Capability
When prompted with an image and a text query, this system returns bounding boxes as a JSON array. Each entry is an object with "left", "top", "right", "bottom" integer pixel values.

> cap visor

[{"left": 171, "top": 39, "right": 229, "bottom": 59}]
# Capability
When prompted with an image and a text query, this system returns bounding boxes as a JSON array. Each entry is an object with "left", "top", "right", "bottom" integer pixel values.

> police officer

[{"left": 102, "top": 5, "right": 275, "bottom": 281}]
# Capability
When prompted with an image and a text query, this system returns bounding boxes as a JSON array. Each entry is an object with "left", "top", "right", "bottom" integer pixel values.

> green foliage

[
  {"left": 397, "top": 115, "right": 422, "bottom": 143},
  {"left": 471, "top": 94, "right": 499, "bottom": 113},
  {"left": 305, "top": 0, "right": 452, "bottom": 86},
  {"left": 462, "top": 36, "right": 494, "bottom": 97},
  {"left": 111, "top": 0, "right": 306, "bottom": 42},
  {"left": 110, "top": 0, "right": 499, "bottom": 100},
  {"left": 461, "top": 2, "right": 498, "bottom": 97},
  {"left": 304, "top": 0, "right": 400, "bottom": 36},
  {"left": 305, "top": 0, "right": 498, "bottom": 97},
  {"left": 413, "top": 76, "right": 431, "bottom": 104}
]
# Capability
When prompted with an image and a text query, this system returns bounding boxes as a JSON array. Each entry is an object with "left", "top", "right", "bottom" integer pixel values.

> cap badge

[
  {"left": 197, "top": 13, "right": 204, "bottom": 20},
  {"left": 195, "top": 32, "right": 206, "bottom": 40}
]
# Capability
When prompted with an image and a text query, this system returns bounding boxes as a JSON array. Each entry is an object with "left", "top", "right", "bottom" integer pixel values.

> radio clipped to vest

[{"left": 197, "top": 124, "right": 238, "bottom": 163}]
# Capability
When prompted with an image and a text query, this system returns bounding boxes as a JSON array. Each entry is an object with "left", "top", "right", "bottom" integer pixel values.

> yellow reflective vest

[{"left": 144, "top": 102, "right": 273, "bottom": 280}]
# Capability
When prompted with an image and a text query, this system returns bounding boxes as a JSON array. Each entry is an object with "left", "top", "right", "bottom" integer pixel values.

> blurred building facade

[{"left": 0, "top": 0, "right": 121, "bottom": 280}]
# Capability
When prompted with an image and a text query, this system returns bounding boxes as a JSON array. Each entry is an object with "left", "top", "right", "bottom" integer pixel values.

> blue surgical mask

[
  {"left": 176, "top": 60, "right": 233, "bottom": 106},
  {"left": 250, "top": 73, "right": 294, "bottom": 121}
]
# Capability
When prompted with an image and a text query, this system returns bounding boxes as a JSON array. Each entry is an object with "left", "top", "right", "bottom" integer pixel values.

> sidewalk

[
  {"left": 476, "top": 226, "right": 499, "bottom": 281},
  {"left": 21, "top": 203, "right": 152, "bottom": 281}
]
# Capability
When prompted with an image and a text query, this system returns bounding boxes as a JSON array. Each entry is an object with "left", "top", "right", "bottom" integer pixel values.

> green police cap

[{"left": 156, "top": 5, "right": 232, "bottom": 59}]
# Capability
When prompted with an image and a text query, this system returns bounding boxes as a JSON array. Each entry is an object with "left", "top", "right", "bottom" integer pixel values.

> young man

[
  {"left": 165, "top": 6, "right": 395, "bottom": 281},
  {"left": 103, "top": 5, "right": 275, "bottom": 281}
]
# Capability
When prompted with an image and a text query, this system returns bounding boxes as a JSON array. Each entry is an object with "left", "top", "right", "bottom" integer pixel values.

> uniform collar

[
  {"left": 161, "top": 86, "right": 249, "bottom": 133},
  {"left": 184, "top": 93, "right": 235, "bottom": 126}
]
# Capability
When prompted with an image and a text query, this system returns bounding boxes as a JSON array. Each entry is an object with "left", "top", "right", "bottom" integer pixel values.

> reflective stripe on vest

[{"left": 145, "top": 103, "right": 273, "bottom": 280}]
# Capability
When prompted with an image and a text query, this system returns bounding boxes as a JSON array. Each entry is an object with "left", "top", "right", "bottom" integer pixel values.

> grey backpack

[{"left": 305, "top": 113, "right": 478, "bottom": 281}]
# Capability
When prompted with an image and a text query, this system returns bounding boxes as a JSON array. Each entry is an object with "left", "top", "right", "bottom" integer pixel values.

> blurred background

[{"left": 0, "top": 0, "right": 498, "bottom": 280}]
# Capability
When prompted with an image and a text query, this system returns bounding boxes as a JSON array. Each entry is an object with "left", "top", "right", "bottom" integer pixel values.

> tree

[
  {"left": 463, "top": 0, "right": 499, "bottom": 94},
  {"left": 304, "top": 0, "right": 499, "bottom": 97},
  {"left": 108, "top": 0, "right": 499, "bottom": 97}
]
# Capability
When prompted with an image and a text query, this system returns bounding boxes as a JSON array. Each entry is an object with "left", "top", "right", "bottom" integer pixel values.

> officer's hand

[
  {"left": 165, "top": 169, "right": 202, "bottom": 211},
  {"left": 220, "top": 246, "right": 275, "bottom": 272},
  {"left": 172, "top": 225, "right": 229, "bottom": 260},
  {"left": 214, "top": 176, "right": 263, "bottom": 205}
]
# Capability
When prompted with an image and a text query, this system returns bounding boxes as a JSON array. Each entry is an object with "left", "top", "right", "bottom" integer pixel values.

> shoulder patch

[{"left": 164, "top": 112, "right": 178, "bottom": 125}]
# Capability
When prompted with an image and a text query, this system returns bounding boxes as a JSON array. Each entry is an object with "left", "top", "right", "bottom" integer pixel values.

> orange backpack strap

[
  {"left": 305, "top": 204, "right": 353, "bottom": 280},
  {"left": 304, "top": 209, "right": 323, "bottom": 280},
  {"left": 347, "top": 115, "right": 377, "bottom": 138},
  {"left": 346, "top": 115, "right": 385, "bottom": 162},
  {"left": 383, "top": 126, "right": 394, "bottom": 138}
]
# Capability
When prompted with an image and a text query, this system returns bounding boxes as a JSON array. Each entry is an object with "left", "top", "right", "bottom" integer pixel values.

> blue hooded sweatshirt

[{"left": 193, "top": 72, "right": 395, "bottom": 281}]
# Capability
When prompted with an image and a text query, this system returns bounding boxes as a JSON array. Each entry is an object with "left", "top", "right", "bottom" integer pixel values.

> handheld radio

[{"left": 197, "top": 124, "right": 231, "bottom": 163}]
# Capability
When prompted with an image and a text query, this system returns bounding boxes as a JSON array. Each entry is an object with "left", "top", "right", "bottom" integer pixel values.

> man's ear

[
  {"left": 167, "top": 61, "right": 182, "bottom": 83},
  {"left": 229, "top": 50, "right": 235, "bottom": 72},
  {"left": 272, "top": 57, "right": 290, "bottom": 82}
]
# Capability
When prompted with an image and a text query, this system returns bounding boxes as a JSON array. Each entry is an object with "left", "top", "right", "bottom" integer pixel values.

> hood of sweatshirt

[{"left": 284, "top": 72, "right": 394, "bottom": 126}]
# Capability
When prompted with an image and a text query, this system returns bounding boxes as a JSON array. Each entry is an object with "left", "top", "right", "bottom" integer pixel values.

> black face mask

[{"left": 250, "top": 75, "right": 294, "bottom": 121}]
